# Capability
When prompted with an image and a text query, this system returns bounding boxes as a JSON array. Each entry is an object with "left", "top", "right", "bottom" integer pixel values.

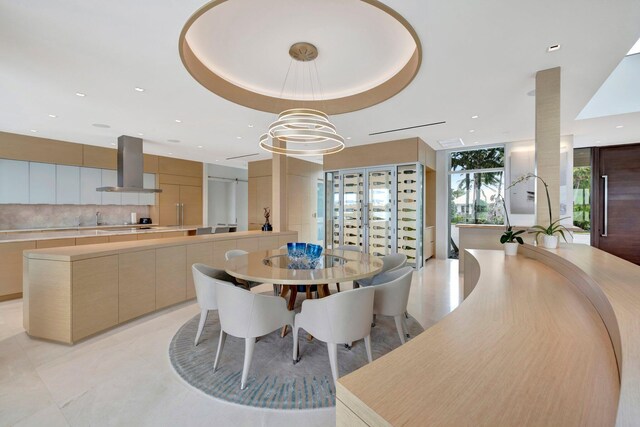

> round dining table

[{"left": 224, "top": 248, "right": 384, "bottom": 336}]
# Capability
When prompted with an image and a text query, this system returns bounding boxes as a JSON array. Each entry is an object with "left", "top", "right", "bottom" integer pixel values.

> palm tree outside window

[{"left": 448, "top": 147, "right": 505, "bottom": 259}]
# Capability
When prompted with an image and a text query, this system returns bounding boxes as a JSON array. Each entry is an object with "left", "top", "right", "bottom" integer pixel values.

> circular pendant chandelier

[{"left": 259, "top": 43, "right": 345, "bottom": 156}]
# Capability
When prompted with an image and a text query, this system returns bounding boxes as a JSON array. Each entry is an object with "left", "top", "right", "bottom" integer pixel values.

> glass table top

[{"left": 263, "top": 254, "right": 347, "bottom": 270}]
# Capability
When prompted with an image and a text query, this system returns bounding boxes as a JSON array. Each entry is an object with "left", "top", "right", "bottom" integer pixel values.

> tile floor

[{"left": 0, "top": 258, "right": 461, "bottom": 427}]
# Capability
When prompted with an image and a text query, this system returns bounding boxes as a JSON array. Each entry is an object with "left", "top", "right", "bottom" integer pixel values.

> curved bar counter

[{"left": 337, "top": 244, "right": 640, "bottom": 426}]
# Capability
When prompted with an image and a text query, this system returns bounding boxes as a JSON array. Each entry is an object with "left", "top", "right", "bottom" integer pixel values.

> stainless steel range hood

[{"left": 96, "top": 135, "right": 162, "bottom": 193}]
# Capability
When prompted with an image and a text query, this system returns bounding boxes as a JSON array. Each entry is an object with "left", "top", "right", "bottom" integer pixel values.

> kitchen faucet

[{"left": 96, "top": 211, "right": 101, "bottom": 226}]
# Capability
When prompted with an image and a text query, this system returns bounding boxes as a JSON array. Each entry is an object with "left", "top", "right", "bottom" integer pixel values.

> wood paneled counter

[
  {"left": 337, "top": 244, "right": 640, "bottom": 426},
  {"left": 23, "top": 230, "right": 297, "bottom": 344}
]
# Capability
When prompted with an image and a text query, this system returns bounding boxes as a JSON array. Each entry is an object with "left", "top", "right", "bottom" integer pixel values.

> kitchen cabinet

[
  {"left": 139, "top": 173, "right": 156, "bottom": 205},
  {"left": 0, "top": 159, "right": 29, "bottom": 204},
  {"left": 101, "top": 169, "right": 121, "bottom": 205},
  {"left": 121, "top": 190, "right": 139, "bottom": 206},
  {"left": 158, "top": 183, "right": 202, "bottom": 225},
  {"left": 80, "top": 167, "right": 102, "bottom": 205},
  {"left": 56, "top": 165, "right": 80, "bottom": 204},
  {"left": 29, "top": 162, "right": 56, "bottom": 204}
]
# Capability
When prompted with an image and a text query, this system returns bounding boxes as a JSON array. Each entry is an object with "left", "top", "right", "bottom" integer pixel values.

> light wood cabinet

[
  {"left": 119, "top": 250, "right": 156, "bottom": 322},
  {"left": 72, "top": 255, "right": 119, "bottom": 341},
  {"left": 36, "top": 238, "right": 76, "bottom": 249},
  {"left": 156, "top": 246, "right": 186, "bottom": 309},
  {"left": 212, "top": 239, "right": 236, "bottom": 269},
  {"left": 108, "top": 234, "right": 138, "bottom": 243},
  {"left": 158, "top": 183, "right": 202, "bottom": 226},
  {"left": 76, "top": 236, "right": 109, "bottom": 245},
  {"left": 158, "top": 156, "right": 202, "bottom": 178},
  {"left": 0, "top": 241, "right": 36, "bottom": 298}
]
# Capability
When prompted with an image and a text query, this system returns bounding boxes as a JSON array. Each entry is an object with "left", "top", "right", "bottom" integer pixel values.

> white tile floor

[{"left": 0, "top": 259, "right": 461, "bottom": 427}]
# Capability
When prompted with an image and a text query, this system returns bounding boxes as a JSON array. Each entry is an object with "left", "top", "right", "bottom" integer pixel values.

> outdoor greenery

[{"left": 573, "top": 166, "right": 591, "bottom": 231}]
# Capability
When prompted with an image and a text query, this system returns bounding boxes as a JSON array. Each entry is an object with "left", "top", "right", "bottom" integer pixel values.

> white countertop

[{"left": 0, "top": 225, "right": 202, "bottom": 243}]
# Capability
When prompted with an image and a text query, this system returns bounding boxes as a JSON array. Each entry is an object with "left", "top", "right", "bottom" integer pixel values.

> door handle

[
  {"left": 176, "top": 203, "right": 180, "bottom": 226},
  {"left": 180, "top": 203, "right": 184, "bottom": 226},
  {"left": 601, "top": 175, "right": 608, "bottom": 237}
]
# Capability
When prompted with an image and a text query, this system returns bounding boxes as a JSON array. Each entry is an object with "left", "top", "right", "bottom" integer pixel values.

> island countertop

[{"left": 337, "top": 244, "right": 640, "bottom": 426}]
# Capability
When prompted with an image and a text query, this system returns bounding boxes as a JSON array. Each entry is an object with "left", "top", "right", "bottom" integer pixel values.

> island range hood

[{"left": 96, "top": 135, "right": 162, "bottom": 193}]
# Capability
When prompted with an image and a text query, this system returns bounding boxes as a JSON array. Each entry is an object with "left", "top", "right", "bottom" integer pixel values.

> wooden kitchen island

[
  {"left": 23, "top": 230, "right": 297, "bottom": 344},
  {"left": 337, "top": 244, "right": 640, "bottom": 426}
]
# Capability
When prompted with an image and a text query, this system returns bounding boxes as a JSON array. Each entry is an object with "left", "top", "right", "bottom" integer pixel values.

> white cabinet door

[
  {"left": 101, "top": 169, "right": 121, "bottom": 205},
  {"left": 139, "top": 173, "right": 157, "bottom": 205},
  {"left": 29, "top": 162, "right": 56, "bottom": 204},
  {"left": 0, "top": 159, "right": 29, "bottom": 204},
  {"left": 56, "top": 165, "right": 80, "bottom": 204},
  {"left": 80, "top": 167, "right": 102, "bottom": 205},
  {"left": 121, "top": 188, "right": 139, "bottom": 206}
]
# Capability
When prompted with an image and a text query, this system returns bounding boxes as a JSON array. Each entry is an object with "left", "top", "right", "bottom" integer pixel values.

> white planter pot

[
  {"left": 504, "top": 242, "right": 519, "bottom": 256},
  {"left": 543, "top": 235, "right": 559, "bottom": 249}
]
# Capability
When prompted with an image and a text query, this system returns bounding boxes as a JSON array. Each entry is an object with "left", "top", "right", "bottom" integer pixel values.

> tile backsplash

[{"left": 0, "top": 205, "right": 151, "bottom": 230}]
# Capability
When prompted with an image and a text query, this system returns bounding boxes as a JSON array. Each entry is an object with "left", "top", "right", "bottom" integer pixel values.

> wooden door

[
  {"left": 593, "top": 144, "right": 640, "bottom": 265},
  {"left": 158, "top": 183, "right": 180, "bottom": 225},
  {"left": 180, "top": 185, "right": 203, "bottom": 226}
]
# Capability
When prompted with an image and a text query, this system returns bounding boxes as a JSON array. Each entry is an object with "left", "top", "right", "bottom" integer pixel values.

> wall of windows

[{"left": 448, "top": 147, "right": 505, "bottom": 258}]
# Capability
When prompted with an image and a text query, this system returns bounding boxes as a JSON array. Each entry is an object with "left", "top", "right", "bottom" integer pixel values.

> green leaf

[
  {"left": 516, "top": 236, "right": 524, "bottom": 244},
  {"left": 500, "top": 235, "right": 508, "bottom": 244}
]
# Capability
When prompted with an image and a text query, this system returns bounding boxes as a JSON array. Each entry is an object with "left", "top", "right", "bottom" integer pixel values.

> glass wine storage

[{"left": 325, "top": 163, "right": 424, "bottom": 268}]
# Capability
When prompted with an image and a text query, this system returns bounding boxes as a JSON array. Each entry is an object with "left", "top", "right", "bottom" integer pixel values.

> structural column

[
  {"left": 272, "top": 139, "right": 288, "bottom": 231},
  {"left": 535, "top": 67, "right": 561, "bottom": 226}
]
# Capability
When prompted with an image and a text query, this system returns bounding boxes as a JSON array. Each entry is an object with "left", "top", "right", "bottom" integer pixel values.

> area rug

[{"left": 169, "top": 295, "right": 423, "bottom": 410}]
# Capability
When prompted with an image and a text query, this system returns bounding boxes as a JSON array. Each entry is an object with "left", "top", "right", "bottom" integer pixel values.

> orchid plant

[
  {"left": 507, "top": 173, "right": 572, "bottom": 243},
  {"left": 497, "top": 194, "right": 525, "bottom": 244}
]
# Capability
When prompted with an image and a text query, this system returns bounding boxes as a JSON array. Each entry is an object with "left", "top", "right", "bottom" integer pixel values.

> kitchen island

[
  {"left": 23, "top": 230, "right": 297, "bottom": 344},
  {"left": 0, "top": 224, "right": 203, "bottom": 301},
  {"left": 337, "top": 244, "right": 640, "bottom": 426}
]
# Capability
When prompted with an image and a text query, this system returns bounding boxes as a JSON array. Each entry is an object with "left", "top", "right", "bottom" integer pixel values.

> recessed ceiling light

[
  {"left": 474, "top": 141, "right": 479, "bottom": 144},
  {"left": 75, "top": 92, "right": 86, "bottom": 97},
  {"left": 616, "top": 125, "right": 624, "bottom": 129},
  {"left": 30, "top": 129, "right": 37, "bottom": 133},
  {"left": 110, "top": 143, "right": 116, "bottom": 146},
  {"left": 527, "top": 89, "right": 536, "bottom": 97},
  {"left": 175, "top": 119, "right": 182, "bottom": 123},
  {"left": 346, "top": 136, "right": 352, "bottom": 140},
  {"left": 197, "top": 145, "right": 203, "bottom": 149},
  {"left": 469, "top": 129, "right": 475, "bottom": 133},
  {"left": 92, "top": 123, "right": 111, "bottom": 128},
  {"left": 137, "top": 133, "right": 144, "bottom": 136},
  {"left": 215, "top": 160, "right": 219, "bottom": 162},
  {"left": 236, "top": 136, "right": 242, "bottom": 139},
  {"left": 168, "top": 152, "right": 173, "bottom": 155},
  {"left": 168, "top": 139, "right": 180, "bottom": 143},
  {"left": 547, "top": 44, "right": 561, "bottom": 52},
  {"left": 134, "top": 87, "right": 145, "bottom": 92},
  {"left": 48, "top": 114, "right": 57, "bottom": 118},
  {"left": 248, "top": 124, "right": 254, "bottom": 128},
  {"left": 471, "top": 115, "right": 479, "bottom": 119}
]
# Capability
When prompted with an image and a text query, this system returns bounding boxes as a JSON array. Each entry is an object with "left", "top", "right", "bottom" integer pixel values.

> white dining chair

[
  {"left": 355, "top": 253, "right": 407, "bottom": 288},
  {"left": 191, "top": 263, "right": 235, "bottom": 346},
  {"left": 369, "top": 266, "right": 414, "bottom": 344},
  {"left": 214, "top": 283, "right": 295, "bottom": 390},
  {"left": 224, "top": 249, "right": 261, "bottom": 290},
  {"left": 292, "top": 287, "right": 375, "bottom": 383},
  {"left": 336, "top": 245, "right": 361, "bottom": 252}
]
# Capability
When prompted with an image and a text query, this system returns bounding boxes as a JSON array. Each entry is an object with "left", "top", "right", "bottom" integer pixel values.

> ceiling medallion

[{"left": 259, "top": 43, "right": 344, "bottom": 156}]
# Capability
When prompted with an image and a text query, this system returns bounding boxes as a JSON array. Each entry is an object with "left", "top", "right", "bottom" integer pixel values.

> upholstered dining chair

[
  {"left": 224, "top": 249, "right": 261, "bottom": 290},
  {"left": 292, "top": 287, "right": 375, "bottom": 383},
  {"left": 195, "top": 227, "right": 213, "bottom": 235},
  {"left": 369, "top": 266, "right": 414, "bottom": 344},
  {"left": 354, "top": 253, "right": 407, "bottom": 288},
  {"left": 214, "top": 282, "right": 295, "bottom": 390},
  {"left": 191, "top": 263, "right": 237, "bottom": 346},
  {"left": 332, "top": 245, "right": 361, "bottom": 292}
]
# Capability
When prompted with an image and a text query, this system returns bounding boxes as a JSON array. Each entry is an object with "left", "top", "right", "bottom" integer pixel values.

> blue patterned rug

[{"left": 169, "top": 298, "right": 423, "bottom": 410}]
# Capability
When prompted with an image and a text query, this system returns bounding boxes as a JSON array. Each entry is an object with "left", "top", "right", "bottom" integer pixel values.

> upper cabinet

[
  {"left": 80, "top": 167, "right": 102, "bottom": 205},
  {"left": 29, "top": 162, "right": 56, "bottom": 204},
  {"left": 100, "top": 169, "right": 121, "bottom": 205},
  {"left": 140, "top": 173, "right": 157, "bottom": 206},
  {"left": 0, "top": 159, "right": 29, "bottom": 204},
  {"left": 56, "top": 165, "right": 81, "bottom": 205}
]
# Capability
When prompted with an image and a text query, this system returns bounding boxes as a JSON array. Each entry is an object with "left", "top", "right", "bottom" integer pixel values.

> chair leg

[
  {"left": 336, "top": 283, "right": 341, "bottom": 292},
  {"left": 281, "top": 287, "right": 298, "bottom": 337},
  {"left": 394, "top": 315, "right": 406, "bottom": 345},
  {"left": 306, "top": 287, "right": 312, "bottom": 300},
  {"left": 213, "top": 330, "right": 227, "bottom": 371},
  {"left": 293, "top": 326, "right": 300, "bottom": 364},
  {"left": 241, "top": 338, "right": 256, "bottom": 390},
  {"left": 364, "top": 335, "right": 373, "bottom": 363},
  {"left": 353, "top": 281, "right": 359, "bottom": 289},
  {"left": 273, "top": 284, "right": 280, "bottom": 296},
  {"left": 372, "top": 313, "right": 377, "bottom": 327},
  {"left": 327, "top": 342, "right": 339, "bottom": 383},
  {"left": 402, "top": 316, "right": 410, "bottom": 338},
  {"left": 194, "top": 309, "right": 208, "bottom": 346}
]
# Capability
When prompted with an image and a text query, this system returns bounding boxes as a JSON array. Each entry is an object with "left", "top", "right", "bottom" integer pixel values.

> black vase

[{"left": 262, "top": 223, "right": 273, "bottom": 231}]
